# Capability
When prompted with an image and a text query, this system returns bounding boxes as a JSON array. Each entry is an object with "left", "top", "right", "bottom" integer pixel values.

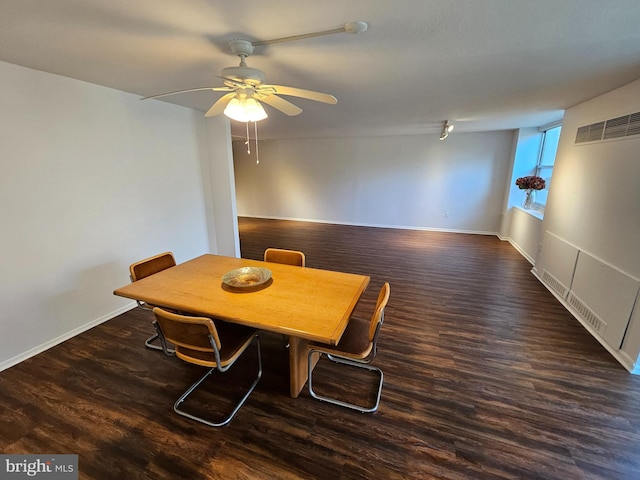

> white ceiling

[{"left": 1, "top": 0, "right": 640, "bottom": 140}]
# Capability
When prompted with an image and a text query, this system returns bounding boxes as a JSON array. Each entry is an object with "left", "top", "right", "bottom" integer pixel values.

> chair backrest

[
  {"left": 369, "top": 283, "right": 390, "bottom": 343},
  {"left": 130, "top": 252, "right": 176, "bottom": 282},
  {"left": 264, "top": 248, "right": 305, "bottom": 267},
  {"left": 152, "top": 307, "right": 221, "bottom": 353}
]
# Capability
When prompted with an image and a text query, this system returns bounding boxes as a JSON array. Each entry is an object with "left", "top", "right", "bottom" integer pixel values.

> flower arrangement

[{"left": 515, "top": 175, "right": 545, "bottom": 190}]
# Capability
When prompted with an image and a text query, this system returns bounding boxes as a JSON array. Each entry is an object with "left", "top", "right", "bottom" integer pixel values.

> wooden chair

[
  {"left": 153, "top": 307, "right": 262, "bottom": 427},
  {"left": 264, "top": 248, "right": 306, "bottom": 267},
  {"left": 264, "top": 248, "right": 305, "bottom": 348},
  {"left": 129, "top": 252, "right": 176, "bottom": 354},
  {"left": 307, "top": 283, "right": 390, "bottom": 413}
]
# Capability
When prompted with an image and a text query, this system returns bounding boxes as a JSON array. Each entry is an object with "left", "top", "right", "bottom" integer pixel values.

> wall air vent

[
  {"left": 627, "top": 112, "right": 640, "bottom": 136},
  {"left": 567, "top": 292, "right": 606, "bottom": 334},
  {"left": 576, "top": 111, "right": 640, "bottom": 144},
  {"left": 542, "top": 269, "right": 568, "bottom": 298},
  {"left": 587, "top": 121, "right": 605, "bottom": 142},
  {"left": 602, "top": 115, "right": 629, "bottom": 140},
  {"left": 575, "top": 125, "right": 590, "bottom": 143}
]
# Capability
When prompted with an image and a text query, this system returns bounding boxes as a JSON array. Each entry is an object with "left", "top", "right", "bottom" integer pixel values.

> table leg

[{"left": 289, "top": 336, "right": 320, "bottom": 398}]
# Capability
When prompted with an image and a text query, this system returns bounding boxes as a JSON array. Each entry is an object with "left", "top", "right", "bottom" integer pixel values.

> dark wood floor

[{"left": 2, "top": 217, "right": 640, "bottom": 479}]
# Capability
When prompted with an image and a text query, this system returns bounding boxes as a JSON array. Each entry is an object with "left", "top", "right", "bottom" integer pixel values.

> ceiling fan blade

[
  {"left": 258, "top": 94, "right": 303, "bottom": 116},
  {"left": 141, "top": 86, "right": 220, "bottom": 100},
  {"left": 205, "top": 93, "right": 236, "bottom": 117},
  {"left": 260, "top": 85, "right": 337, "bottom": 104}
]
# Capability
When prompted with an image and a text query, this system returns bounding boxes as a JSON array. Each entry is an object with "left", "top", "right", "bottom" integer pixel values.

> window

[{"left": 534, "top": 124, "right": 561, "bottom": 207}]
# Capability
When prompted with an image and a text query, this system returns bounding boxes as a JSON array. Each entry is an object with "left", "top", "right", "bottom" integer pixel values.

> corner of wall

[{"left": 203, "top": 116, "right": 240, "bottom": 257}]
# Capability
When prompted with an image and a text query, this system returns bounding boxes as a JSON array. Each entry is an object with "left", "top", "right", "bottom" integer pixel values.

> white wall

[
  {"left": 499, "top": 127, "right": 545, "bottom": 263},
  {"left": 536, "top": 78, "right": 640, "bottom": 370},
  {"left": 507, "top": 208, "right": 543, "bottom": 264},
  {"left": 0, "top": 61, "right": 234, "bottom": 370},
  {"left": 542, "top": 79, "right": 640, "bottom": 275},
  {"left": 202, "top": 118, "right": 240, "bottom": 257},
  {"left": 234, "top": 132, "right": 514, "bottom": 233}
]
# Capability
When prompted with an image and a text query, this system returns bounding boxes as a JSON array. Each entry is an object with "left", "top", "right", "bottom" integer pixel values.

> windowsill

[{"left": 514, "top": 205, "right": 544, "bottom": 220}]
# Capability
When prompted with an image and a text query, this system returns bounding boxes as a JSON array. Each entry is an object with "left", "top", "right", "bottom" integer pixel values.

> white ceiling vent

[{"left": 576, "top": 111, "right": 640, "bottom": 144}]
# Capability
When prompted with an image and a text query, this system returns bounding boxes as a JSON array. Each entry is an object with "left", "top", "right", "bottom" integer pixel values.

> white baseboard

[
  {"left": 619, "top": 350, "right": 639, "bottom": 374},
  {"left": 0, "top": 302, "right": 137, "bottom": 373},
  {"left": 507, "top": 237, "right": 535, "bottom": 265}
]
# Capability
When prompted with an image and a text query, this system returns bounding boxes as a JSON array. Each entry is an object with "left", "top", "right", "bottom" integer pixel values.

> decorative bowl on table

[{"left": 222, "top": 267, "right": 272, "bottom": 289}]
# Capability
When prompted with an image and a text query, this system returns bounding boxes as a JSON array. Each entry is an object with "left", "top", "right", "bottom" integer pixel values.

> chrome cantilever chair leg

[
  {"left": 173, "top": 335, "right": 262, "bottom": 427},
  {"left": 145, "top": 321, "right": 175, "bottom": 356},
  {"left": 307, "top": 348, "right": 384, "bottom": 413}
]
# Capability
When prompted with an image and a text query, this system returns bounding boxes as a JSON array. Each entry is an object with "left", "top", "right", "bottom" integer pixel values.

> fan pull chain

[
  {"left": 254, "top": 121, "right": 259, "bottom": 164},
  {"left": 245, "top": 122, "right": 250, "bottom": 154}
]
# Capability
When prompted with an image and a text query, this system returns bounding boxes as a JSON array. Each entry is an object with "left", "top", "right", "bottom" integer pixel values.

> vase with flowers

[{"left": 515, "top": 175, "right": 546, "bottom": 209}]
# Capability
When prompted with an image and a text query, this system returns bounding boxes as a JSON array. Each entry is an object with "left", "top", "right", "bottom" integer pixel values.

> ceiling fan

[{"left": 141, "top": 21, "right": 368, "bottom": 122}]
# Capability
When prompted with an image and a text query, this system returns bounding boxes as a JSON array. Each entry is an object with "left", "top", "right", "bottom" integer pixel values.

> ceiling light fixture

[
  {"left": 223, "top": 97, "right": 268, "bottom": 122},
  {"left": 439, "top": 120, "right": 454, "bottom": 140},
  {"left": 223, "top": 96, "right": 266, "bottom": 165}
]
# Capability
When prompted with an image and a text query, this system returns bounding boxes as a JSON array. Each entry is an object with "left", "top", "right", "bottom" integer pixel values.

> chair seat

[
  {"left": 176, "top": 322, "right": 257, "bottom": 368},
  {"left": 310, "top": 316, "right": 373, "bottom": 360}
]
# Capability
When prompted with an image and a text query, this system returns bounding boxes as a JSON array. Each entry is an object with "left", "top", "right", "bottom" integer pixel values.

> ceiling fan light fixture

[
  {"left": 440, "top": 120, "right": 454, "bottom": 140},
  {"left": 142, "top": 23, "right": 353, "bottom": 119},
  {"left": 224, "top": 97, "right": 268, "bottom": 122}
]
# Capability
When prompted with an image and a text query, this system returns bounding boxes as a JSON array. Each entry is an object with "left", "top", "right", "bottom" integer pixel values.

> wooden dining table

[{"left": 113, "top": 254, "right": 370, "bottom": 398}]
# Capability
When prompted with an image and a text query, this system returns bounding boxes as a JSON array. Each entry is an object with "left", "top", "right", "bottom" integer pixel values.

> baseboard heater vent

[
  {"left": 576, "top": 111, "right": 640, "bottom": 144},
  {"left": 542, "top": 269, "right": 569, "bottom": 298},
  {"left": 567, "top": 292, "right": 606, "bottom": 334}
]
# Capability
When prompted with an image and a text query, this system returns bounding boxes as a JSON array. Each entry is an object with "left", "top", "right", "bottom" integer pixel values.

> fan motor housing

[{"left": 222, "top": 66, "right": 266, "bottom": 85}]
